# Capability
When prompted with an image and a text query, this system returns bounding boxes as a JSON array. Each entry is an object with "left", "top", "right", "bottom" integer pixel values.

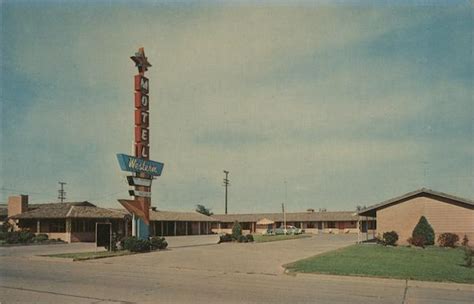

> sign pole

[{"left": 117, "top": 47, "right": 164, "bottom": 240}]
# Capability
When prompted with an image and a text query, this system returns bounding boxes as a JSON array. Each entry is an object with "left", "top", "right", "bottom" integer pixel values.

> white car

[{"left": 275, "top": 225, "right": 302, "bottom": 235}]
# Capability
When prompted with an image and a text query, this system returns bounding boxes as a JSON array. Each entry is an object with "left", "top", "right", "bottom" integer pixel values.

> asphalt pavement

[{"left": 0, "top": 234, "right": 472, "bottom": 303}]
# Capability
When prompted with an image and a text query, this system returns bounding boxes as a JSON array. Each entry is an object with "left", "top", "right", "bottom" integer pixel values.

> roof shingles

[{"left": 10, "top": 202, "right": 128, "bottom": 220}]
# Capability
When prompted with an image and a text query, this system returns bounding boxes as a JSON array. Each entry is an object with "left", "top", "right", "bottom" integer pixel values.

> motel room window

[
  {"left": 71, "top": 220, "right": 96, "bottom": 232},
  {"left": 49, "top": 220, "right": 66, "bottom": 232},
  {"left": 85, "top": 220, "right": 96, "bottom": 232},
  {"left": 326, "top": 221, "right": 336, "bottom": 229},
  {"left": 307, "top": 222, "right": 316, "bottom": 228},
  {"left": 241, "top": 222, "right": 251, "bottom": 230}
]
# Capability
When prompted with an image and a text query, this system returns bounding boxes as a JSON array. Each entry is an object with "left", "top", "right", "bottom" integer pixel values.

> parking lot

[{"left": 1, "top": 234, "right": 472, "bottom": 303}]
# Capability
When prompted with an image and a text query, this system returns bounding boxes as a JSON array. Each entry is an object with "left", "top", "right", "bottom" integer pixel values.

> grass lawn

[
  {"left": 285, "top": 244, "right": 474, "bottom": 284},
  {"left": 253, "top": 234, "right": 311, "bottom": 243},
  {"left": 44, "top": 250, "right": 134, "bottom": 261}
]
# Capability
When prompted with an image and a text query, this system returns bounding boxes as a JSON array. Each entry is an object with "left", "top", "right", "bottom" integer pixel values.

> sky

[{"left": 1, "top": 1, "right": 472, "bottom": 214}]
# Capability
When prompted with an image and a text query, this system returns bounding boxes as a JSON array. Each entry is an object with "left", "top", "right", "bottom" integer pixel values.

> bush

[
  {"left": 408, "top": 235, "right": 426, "bottom": 248},
  {"left": 412, "top": 216, "right": 435, "bottom": 246},
  {"left": 121, "top": 236, "right": 151, "bottom": 252},
  {"left": 3, "top": 231, "right": 35, "bottom": 244},
  {"left": 105, "top": 233, "right": 120, "bottom": 251},
  {"left": 438, "top": 233, "right": 459, "bottom": 248},
  {"left": 5, "top": 232, "right": 20, "bottom": 244},
  {"left": 464, "top": 247, "right": 473, "bottom": 268},
  {"left": 462, "top": 235, "right": 469, "bottom": 247},
  {"left": 237, "top": 235, "right": 248, "bottom": 243},
  {"left": 150, "top": 236, "right": 168, "bottom": 250},
  {"left": 246, "top": 234, "right": 254, "bottom": 242},
  {"left": 1, "top": 222, "right": 13, "bottom": 232},
  {"left": 218, "top": 233, "right": 233, "bottom": 243},
  {"left": 232, "top": 221, "right": 242, "bottom": 240},
  {"left": 381, "top": 231, "right": 398, "bottom": 246},
  {"left": 33, "top": 234, "right": 49, "bottom": 243},
  {"left": 19, "top": 231, "right": 35, "bottom": 243},
  {"left": 0, "top": 231, "right": 6, "bottom": 241}
]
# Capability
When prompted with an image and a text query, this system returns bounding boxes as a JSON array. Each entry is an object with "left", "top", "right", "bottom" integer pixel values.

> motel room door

[{"left": 96, "top": 223, "right": 111, "bottom": 249}]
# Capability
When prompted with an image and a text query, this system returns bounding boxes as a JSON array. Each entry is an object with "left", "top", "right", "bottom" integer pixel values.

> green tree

[
  {"left": 232, "top": 221, "right": 242, "bottom": 239},
  {"left": 412, "top": 216, "right": 435, "bottom": 246},
  {"left": 195, "top": 204, "right": 213, "bottom": 216}
]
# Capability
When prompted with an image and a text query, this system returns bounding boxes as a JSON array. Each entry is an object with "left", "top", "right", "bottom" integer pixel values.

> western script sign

[{"left": 117, "top": 153, "right": 164, "bottom": 176}]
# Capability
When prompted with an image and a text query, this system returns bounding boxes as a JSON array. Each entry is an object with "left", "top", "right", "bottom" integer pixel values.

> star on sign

[{"left": 130, "top": 47, "right": 152, "bottom": 73}]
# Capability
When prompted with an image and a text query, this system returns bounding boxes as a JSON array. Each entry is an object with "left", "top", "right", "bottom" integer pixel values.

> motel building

[
  {"left": 7, "top": 195, "right": 130, "bottom": 243},
  {"left": 5, "top": 194, "right": 377, "bottom": 243},
  {"left": 358, "top": 188, "right": 474, "bottom": 245},
  {"left": 212, "top": 211, "right": 376, "bottom": 235}
]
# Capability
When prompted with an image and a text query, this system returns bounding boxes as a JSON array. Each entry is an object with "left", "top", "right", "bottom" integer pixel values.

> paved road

[{"left": 0, "top": 234, "right": 472, "bottom": 303}]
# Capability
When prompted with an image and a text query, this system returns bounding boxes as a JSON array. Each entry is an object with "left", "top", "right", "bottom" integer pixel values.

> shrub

[
  {"left": 381, "top": 231, "right": 398, "bottom": 246},
  {"left": 218, "top": 233, "right": 233, "bottom": 243},
  {"left": 232, "top": 221, "right": 242, "bottom": 240},
  {"left": 105, "top": 233, "right": 120, "bottom": 251},
  {"left": 219, "top": 234, "right": 229, "bottom": 242},
  {"left": 121, "top": 236, "right": 151, "bottom": 252},
  {"left": 237, "top": 235, "right": 248, "bottom": 243},
  {"left": 408, "top": 235, "right": 426, "bottom": 248},
  {"left": 18, "top": 231, "right": 35, "bottom": 243},
  {"left": 412, "top": 216, "right": 435, "bottom": 246},
  {"left": 464, "top": 247, "right": 473, "bottom": 268},
  {"left": 0, "top": 231, "right": 6, "bottom": 241},
  {"left": 1, "top": 221, "right": 13, "bottom": 232},
  {"left": 437, "top": 233, "right": 459, "bottom": 248},
  {"left": 33, "top": 234, "right": 49, "bottom": 243},
  {"left": 150, "top": 236, "right": 168, "bottom": 250},
  {"left": 462, "top": 235, "right": 469, "bottom": 247},
  {"left": 3, "top": 231, "right": 35, "bottom": 244},
  {"left": 246, "top": 234, "right": 254, "bottom": 242}
]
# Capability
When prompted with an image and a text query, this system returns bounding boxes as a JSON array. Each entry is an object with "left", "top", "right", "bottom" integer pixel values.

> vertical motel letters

[{"left": 134, "top": 75, "right": 150, "bottom": 159}]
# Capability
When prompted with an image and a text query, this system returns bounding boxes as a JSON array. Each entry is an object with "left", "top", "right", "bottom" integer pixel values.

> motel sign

[{"left": 116, "top": 47, "right": 164, "bottom": 239}]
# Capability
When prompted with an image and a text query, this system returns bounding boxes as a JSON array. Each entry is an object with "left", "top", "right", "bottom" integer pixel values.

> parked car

[
  {"left": 275, "top": 225, "right": 302, "bottom": 235},
  {"left": 263, "top": 229, "right": 275, "bottom": 235}
]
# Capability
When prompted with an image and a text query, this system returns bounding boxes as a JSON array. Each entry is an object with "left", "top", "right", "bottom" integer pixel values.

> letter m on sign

[{"left": 134, "top": 75, "right": 149, "bottom": 94}]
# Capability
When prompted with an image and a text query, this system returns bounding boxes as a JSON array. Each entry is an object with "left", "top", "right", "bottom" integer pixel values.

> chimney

[{"left": 8, "top": 195, "right": 29, "bottom": 217}]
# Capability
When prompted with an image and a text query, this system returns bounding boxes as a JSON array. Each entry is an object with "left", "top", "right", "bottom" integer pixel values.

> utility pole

[
  {"left": 223, "top": 170, "right": 230, "bottom": 214},
  {"left": 283, "top": 180, "right": 287, "bottom": 234},
  {"left": 58, "top": 181, "right": 67, "bottom": 203}
]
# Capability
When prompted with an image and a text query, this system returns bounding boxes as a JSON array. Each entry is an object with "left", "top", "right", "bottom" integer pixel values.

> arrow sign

[
  {"left": 129, "top": 190, "right": 152, "bottom": 198},
  {"left": 126, "top": 176, "right": 152, "bottom": 187},
  {"left": 118, "top": 199, "right": 150, "bottom": 225},
  {"left": 117, "top": 153, "right": 164, "bottom": 176}
]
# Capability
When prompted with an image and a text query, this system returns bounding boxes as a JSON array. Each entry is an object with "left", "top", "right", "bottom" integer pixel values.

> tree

[
  {"left": 412, "top": 216, "right": 435, "bottom": 246},
  {"left": 195, "top": 204, "right": 213, "bottom": 216},
  {"left": 232, "top": 221, "right": 242, "bottom": 240}
]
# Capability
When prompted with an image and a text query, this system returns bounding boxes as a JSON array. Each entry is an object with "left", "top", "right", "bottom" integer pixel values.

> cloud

[{"left": 1, "top": 3, "right": 472, "bottom": 211}]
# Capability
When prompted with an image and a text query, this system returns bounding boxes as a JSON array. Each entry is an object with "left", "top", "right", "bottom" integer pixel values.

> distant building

[
  {"left": 212, "top": 211, "right": 375, "bottom": 235},
  {"left": 358, "top": 188, "right": 474, "bottom": 244}
]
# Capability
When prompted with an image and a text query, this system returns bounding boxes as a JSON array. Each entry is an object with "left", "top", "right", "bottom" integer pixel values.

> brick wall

[
  {"left": 8, "top": 195, "right": 28, "bottom": 217},
  {"left": 377, "top": 196, "right": 474, "bottom": 245}
]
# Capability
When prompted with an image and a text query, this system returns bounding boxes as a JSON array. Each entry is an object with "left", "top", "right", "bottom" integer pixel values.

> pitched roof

[
  {"left": 358, "top": 188, "right": 474, "bottom": 217},
  {"left": 67, "top": 206, "right": 128, "bottom": 219},
  {"left": 149, "top": 210, "right": 217, "bottom": 222},
  {"left": 9, "top": 202, "right": 128, "bottom": 220},
  {"left": 212, "top": 211, "right": 358, "bottom": 223}
]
